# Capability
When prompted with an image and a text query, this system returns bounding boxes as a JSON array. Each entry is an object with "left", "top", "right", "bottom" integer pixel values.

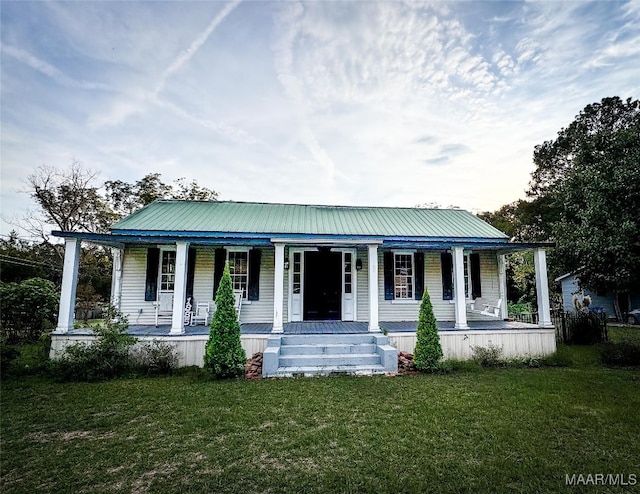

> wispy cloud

[
  {"left": 90, "top": 0, "right": 244, "bottom": 136},
  {"left": 154, "top": 0, "right": 242, "bottom": 96},
  {"left": 0, "top": 44, "right": 110, "bottom": 90}
]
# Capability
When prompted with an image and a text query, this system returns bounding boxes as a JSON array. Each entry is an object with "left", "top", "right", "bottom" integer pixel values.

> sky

[{"left": 1, "top": 0, "right": 639, "bottom": 236}]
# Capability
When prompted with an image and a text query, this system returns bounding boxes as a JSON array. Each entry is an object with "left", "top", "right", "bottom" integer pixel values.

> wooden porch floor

[{"left": 81, "top": 319, "right": 542, "bottom": 337}]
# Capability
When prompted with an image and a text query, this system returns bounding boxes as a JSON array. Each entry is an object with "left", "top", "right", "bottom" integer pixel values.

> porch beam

[
  {"left": 55, "top": 238, "right": 81, "bottom": 333},
  {"left": 497, "top": 254, "right": 508, "bottom": 320},
  {"left": 534, "top": 248, "right": 552, "bottom": 328},
  {"left": 368, "top": 245, "right": 380, "bottom": 332},
  {"left": 272, "top": 243, "right": 285, "bottom": 333},
  {"left": 170, "top": 241, "right": 189, "bottom": 334},
  {"left": 452, "top": 246, "right": 469, "bottom": 330}
]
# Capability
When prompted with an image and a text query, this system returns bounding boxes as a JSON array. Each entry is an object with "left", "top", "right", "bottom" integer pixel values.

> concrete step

[
  {"left": 272, "top": 364, "right": 387, "bottom": 377},
  {"left": 279, "top": 353, "right": 381, "bottom": 368},
  {"left": 279, "top": 343, "right": 378, "bottom": 356},
  {"left": 281, "top": 334, "right": 381, "bottom": 346},
  {"left": 262, "top": 333, "right": 398, "bottom": 378}
]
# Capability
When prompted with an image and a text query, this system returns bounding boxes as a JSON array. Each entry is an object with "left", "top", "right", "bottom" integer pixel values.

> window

[
  {"left": 160, "top": 250, "right": 176, "bottom": 291},
  {"left": 450, "top": 254, "right": 471, "bottom": 298},
  {"left": 394, "top": 253, "right": 414, "bottom": 299},
  {"left": 292, "top": 252, "right": 301, "bottom": 294},
  {"left": 443, "top": 252, "right": 481, "bottom": 300},
  {"left": 344, "top": 252, "right": 352, "bottom": 294},
  {"left": 228, "top": 250, "right": 249, "bottom": 298}
]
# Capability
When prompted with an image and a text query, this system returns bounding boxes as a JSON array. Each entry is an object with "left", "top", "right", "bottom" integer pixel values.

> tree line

[
  {"left": 2, "top": 167, "right": 219, "bottom": 306},
  {"left": 478, "top": 96, "right": 639, "bottom": 310},
  {"left": 3, "top": 96, "right": 638, "bottom": 317}
]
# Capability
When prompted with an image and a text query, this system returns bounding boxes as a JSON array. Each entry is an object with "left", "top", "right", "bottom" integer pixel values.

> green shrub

[
  {"left": 204, "top": 263, "right": 246, "bottom": 379},
  {"left": 599, "top": 341, "right": 640, "bottom": 367},
  {"left": 508, "top": 302, "right": 533, "bottom": 316},
  {"left": 48, "top": 305, "right": 135, "bottom": 381},
  {"left": 413, "top": 287, "right": 443, "bottom": 371},
  {"left": 0, "top": 278, "right": 59, "bottom": 343},
  {"left": 131, "top": 340, "right": 180, "bottom": 375},
  {"left": 507, "top": 356, "right": 542, "bottom": 368},
  {"left": 471, "top": 343, "right": 504, "bottom": 367},
  {"left": 0, "top": 336, "right": 19, "bottom": 376}
]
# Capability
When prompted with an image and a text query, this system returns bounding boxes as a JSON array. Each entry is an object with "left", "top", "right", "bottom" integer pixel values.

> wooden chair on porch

[{"left": 470, "top": 298, "right": 503, "bottom": 318}]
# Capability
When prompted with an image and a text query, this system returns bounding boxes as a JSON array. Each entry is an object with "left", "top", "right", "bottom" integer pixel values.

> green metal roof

[{"left": 111, "top": 201, "right": 508, "bottom": 240}]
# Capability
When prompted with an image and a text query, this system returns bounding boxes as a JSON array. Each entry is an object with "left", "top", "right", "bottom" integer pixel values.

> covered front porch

[{"left": 50, "top": 319, "right": 556, "bottom": 368}]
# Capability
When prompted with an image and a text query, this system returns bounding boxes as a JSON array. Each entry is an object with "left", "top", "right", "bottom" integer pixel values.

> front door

[{"left": 304, "top": 250, "right": 341, "bottom": 320}]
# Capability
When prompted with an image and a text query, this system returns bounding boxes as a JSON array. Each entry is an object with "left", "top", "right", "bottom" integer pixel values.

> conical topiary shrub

[
  {"left": 413, "top": 287, "right": 443, "bottom": 371},
  {"left": 204, "top": 262, "right": 246, "bottom": 378}
]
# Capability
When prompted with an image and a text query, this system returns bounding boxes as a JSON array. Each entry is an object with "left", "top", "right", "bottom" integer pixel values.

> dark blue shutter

[
  {"left": 214, "top": 248, "right": 226, "bottom": 297},
  {"left": 414, "top": 252, "right": 424, "bottom": 300},
  {"left": 441, "top": 252, "right": 453, "bottom": 300},
  {"left": 144, "top": 248, "right": 160, "bottom": 301},
  {"left": 186, "top": 247, "right": 196, "bottom": 302},
  {"left": 383, "top": 251, "right": 394, "bottom": 300},
  {"left": 248, "top": 249, "right": 261, "bottom": 301},
  {"left": 470, "top": 253, "right": 481, "bottom": 299}
]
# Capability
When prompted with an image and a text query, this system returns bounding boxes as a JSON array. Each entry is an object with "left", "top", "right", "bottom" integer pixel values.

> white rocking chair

[
  {"left": 191, "top": 302, "right": 211, "bottom": 326},
  {"left": 154, "top": 294, "right": 193, "bottom": 327},
  {"left": 233, "top": 289, "right": 244, "bottom": 321},
  {"left": 470, "top": 298, "right": 502, "bottom": 318},
  {"left": 154, "top": 292, "right": 173, "bottom": 327}
]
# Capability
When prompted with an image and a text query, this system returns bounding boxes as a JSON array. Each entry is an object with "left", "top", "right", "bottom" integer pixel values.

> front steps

[{"left": 262, "top": 333, "right": 398, "bottom": 377}]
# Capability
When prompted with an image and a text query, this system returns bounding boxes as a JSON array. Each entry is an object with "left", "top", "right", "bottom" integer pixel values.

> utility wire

[{"left": 0, "top": 254, "right": 62, "bottom": 271}]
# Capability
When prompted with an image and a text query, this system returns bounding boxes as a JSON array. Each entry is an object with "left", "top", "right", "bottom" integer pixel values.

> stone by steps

[{"left": 262, "top": 333, "right": 398, "bottom": 377}]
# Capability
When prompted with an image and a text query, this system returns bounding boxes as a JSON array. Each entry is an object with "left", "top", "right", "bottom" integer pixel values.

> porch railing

[{"left": 510, "top": 309, "right": 608, "bottom": 344}]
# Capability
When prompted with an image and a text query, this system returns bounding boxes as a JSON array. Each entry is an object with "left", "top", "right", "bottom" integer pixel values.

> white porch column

[
  {"left": 368, "top": 245, "right": 380, "bottom": 332},
  {"left": 170, "top": 241, "right": 189, "bottom": 334},
  {"left": 452, "top": 246, "right": 469, "bottom": 330},
  {"left": 272, "top": 243, "right": 285, "bottom": 333},
  {"left": 534, "top": 248, "right": 552, "bottom": 328},
  {"left": 56, "top": 238, "right": 81, "bottom": 333},
  {"left": 110, "top": 248, "right": 124, "bottom": 311},
  {"left": 498, "top": 253, "right": 508, "bottom": 320}
]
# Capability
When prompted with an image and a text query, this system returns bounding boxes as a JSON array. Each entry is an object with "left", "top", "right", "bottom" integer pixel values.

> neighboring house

[
  {"left": 555, "top": 272, "right": 640, "bottom": 321},
  {"left": 51, "top": 201, "right": 556, "bottom": 376}
]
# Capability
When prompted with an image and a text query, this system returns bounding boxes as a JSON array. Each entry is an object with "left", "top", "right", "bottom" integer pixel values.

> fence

[{"left": 510, "top": 310, "right": 607, "bottom": 344}]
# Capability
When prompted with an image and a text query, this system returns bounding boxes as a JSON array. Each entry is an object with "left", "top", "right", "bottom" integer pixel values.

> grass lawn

[{"left": 2, "top": 347, "right": 639, "bottom": 494}]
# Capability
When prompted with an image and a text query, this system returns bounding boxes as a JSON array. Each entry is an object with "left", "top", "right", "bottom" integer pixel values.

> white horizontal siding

[
  {"left": 51, "top": 334, "right": 269, "bottom": 367},
  {"left": 120, "top": 247, "right": 156, "bottom": 325},
  {"left": 378, "top": 250, "right": 422, "bottom": 322},
  {"left": 117, "top": 246, "right": 504, "bottom": 327},
  {"left": 356, "top": 247, "right": 369, "bottom": 322},
  {"left": 52, "top": 330, "right": 555, "bottom": 367},
  {"left": 192, "top": 247, "right": 214, "bottom": 308},
  {"left": 378, "top": 250, "right": 502, "bottom": 322},
  {"left": 240, "top": 247, "right": 275, "bottom": 324},
  {"left": 388, "top": 329, "right": 556, "bottom": 359},
  {"left": 467, "top": 251, "right": 500, "bottom": 321}
]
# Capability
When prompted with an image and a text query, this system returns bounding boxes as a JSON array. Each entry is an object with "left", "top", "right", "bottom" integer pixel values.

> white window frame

[
  {"left": 158, "top": 247, "right": 177, "bottom": 293},
  {"left": 393, "top": 251, "right": 415, "bottom": 301},
  {"left": 227, "top": 247, "right": 250, "bottom": 300}
]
